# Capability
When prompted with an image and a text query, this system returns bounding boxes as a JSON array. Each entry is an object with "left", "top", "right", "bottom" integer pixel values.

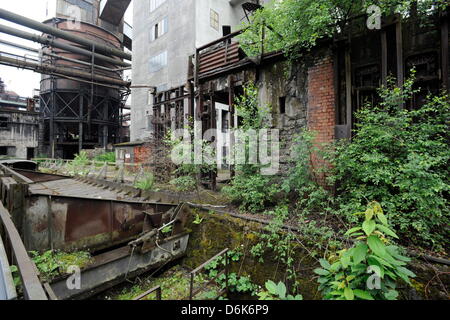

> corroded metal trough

[{"left": 0, "top": 161, "right": 192, "bottom": 300}]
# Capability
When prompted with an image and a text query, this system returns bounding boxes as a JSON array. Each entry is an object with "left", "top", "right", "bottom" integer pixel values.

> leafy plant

[
  {"left": 329, "top": 73, "right": 450, "bottom": 248},
  {"left": 161, "top": 225, "right": 173, "bottom": 235},
  {"left": 30, "top": 250, "right": 92, "bottom": 282},
  {"left": 257, "top": 280, "right": 303, "bottom": 300},
  {"left": 94, "top": 152, "right": 116, "bottom": 163},
  {"left": 239, "top": 0, "right": 448, "bottom": 60},
  {"left": 193, "top": 214, "right": 204, "bottom": 225},
  {"left": 134, "top": 173, "right": 155, "bottom": 191},
  {"left": 314, "top": 202, "right": 416, "bottom": 300},
  {"left": 223, "top": 173, "right": 279, "bottom": 213},
  {"left": 66, "top": 151, "right": 90, "bottom": 176},
  {"left": 204, "top": 249, "right": 257, "bottom": 295}
]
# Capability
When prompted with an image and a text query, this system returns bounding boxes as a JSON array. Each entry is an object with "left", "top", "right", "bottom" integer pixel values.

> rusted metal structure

[
  {"left": 0, "top": 161, "right": 193, "bottom": 299},
  {"left": 39, "top": 18, "right": 130, "bottom": 159},
  {"left": 0, "top": 202, "right": 48, "bottom": 300},
  {"left": 0, "top": 4, "right": 132, "bottom": 159}
]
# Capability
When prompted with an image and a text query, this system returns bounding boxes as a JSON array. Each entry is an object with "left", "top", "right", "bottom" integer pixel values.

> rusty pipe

[
  {"left": 0, "top": 54, "right": 130, "bottom": 87},
  {"left": 0, "top": 8, "right": 131, "bottom": 61},
  {"left": 0, "top": 24, "right": 130, "bottom": 67}
]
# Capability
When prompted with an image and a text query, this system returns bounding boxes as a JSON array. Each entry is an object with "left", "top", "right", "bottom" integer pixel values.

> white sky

[{"left": 0, "top": 0, "right": 133, "bottom": 97}]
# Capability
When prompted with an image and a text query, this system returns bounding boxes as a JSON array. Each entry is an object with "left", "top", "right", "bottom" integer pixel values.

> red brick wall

[
  {"left": 307, "top": 54, "right": 336, "bottom": 186},
  {"left": 134, "top": 144, "right": 152, "bottom": 163}
]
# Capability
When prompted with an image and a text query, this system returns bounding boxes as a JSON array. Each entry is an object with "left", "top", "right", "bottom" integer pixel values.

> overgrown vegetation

[
  {"left": 29, "top": 250, "right": 93, "bottom": 282},
  {"left": 94, "top": 152, "right": 116, "bottom": 163},
  {"left": 239, "top": 0, "right": 449, "bottom": 59},
  {"left": 258, "top": 280, "right": 303, "bottom": 300},
  {"left": 222, "top": 83, "right": 279, "bottom": 213},
  {"left": 329, "top": 74, "right": 450, "bottom": 250},
  {"left": 66, "top": 151, "right": 89, "bottom": 175},
  {"left": 314, "top": 202, "right": 416, "bottom": 300},
  {"left": 134, "top": 172, "right": 155, "bottom": 191}
]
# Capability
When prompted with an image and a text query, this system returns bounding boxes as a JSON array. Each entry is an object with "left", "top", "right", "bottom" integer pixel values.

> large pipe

[
  {"left": 0, "top": 37, "right": 125, "bottom": 73},
  {"left": 0, "top": 8, "right": 131, "bottom": 61},
  {"left": 0, "top": 54, "right": 130, "bottom": 87},
  {"left": 0, "top": 38, "right": 39, "bottom": 53},
  {"left": 0, "top": 24, "right": 130, "bottom": 68}
]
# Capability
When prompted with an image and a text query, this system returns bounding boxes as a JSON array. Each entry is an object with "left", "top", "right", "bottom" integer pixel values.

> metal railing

[
  {"left": 133, "top": 285, "right": 162, "bottom": 301},
  {"left": 188, "top": 248, "right": 229, "bottom": 300},
  {"left": 0, "top": 202, "right": 47, "bottom": 300}
]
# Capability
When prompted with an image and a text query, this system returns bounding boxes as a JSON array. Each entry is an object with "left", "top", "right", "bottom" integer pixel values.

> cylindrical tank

[{"left": 39, "top": 18, "right": 126, "bottom": 159}]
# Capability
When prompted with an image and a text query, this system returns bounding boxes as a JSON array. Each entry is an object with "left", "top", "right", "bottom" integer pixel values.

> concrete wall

[
  {"left": 0, "top": 110, "right": 39, "bottom": 159},
  {"left": 131, "top": 0, "right": 196, "bottom": 141},
  {"left": 131, "top": 0, "right": 251, "bottom": 142}
]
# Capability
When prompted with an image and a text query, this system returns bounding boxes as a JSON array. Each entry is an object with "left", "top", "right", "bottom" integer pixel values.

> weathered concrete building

[
  {"left": 131, "top": 0, "right": 266, "bottom": 141},
  {"left": 0, "top": 79, "right": 39, "bottom": 159}
]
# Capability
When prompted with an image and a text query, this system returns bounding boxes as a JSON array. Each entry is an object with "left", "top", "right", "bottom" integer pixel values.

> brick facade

[{"left": 307, "top": 54, "right": 336, "bottom": 185}]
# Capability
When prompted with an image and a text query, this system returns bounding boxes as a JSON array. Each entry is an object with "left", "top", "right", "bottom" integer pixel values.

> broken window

[
  {"left": 0, "top": 146, "right": 7, "bottom": 155},
  {"left": 210, "top": 9, "right": 219, "bottom": 31},
  {"left": 406, "top": 52, "right": 439, "bottom": 109},
  {"left": 0, "top": 117, "right": 8, "bottom": 129},
  {"left": 279, "top": 97, "right": 286, "bottom": 114},
  {"left": 150, "top": 17, "right": 168, "bottom": 41},
  {"left": 222, "top": 110, "right": 229, "bottom": 133}
]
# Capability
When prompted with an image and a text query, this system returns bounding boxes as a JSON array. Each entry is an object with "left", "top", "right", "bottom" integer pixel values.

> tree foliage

[{"left": 239, "top": 0, "right": 449, "bottom": 58}]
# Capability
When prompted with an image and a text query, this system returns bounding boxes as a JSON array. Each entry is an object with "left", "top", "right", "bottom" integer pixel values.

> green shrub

[
  {"left": 223, "top": 173, "right": 278, "bottom": 213},
  {"left": 314, "top": 202, "right": 416, "bottom": 300},
  {"left": 66, "top": 151, "right": 89, "bottom": 175},
  {"left": 94, "top": 152, "right": 115, "bottom": 163},
  {"left": 330, "top": 74, "right": 450, "bottom": 248},
  {"left": 30, "top": 250, "right": 92, "bottom": 282},
  {"left": 258, "top": 280, "right": 303, "bottom": 300},
  {"left": 134, "top": 173, "right": 155, "bottom": 191}
]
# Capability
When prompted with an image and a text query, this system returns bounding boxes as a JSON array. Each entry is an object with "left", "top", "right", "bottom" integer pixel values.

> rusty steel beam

[
  {"left": 0, "top": 203, "right": 47, "bottom": 300},
  {"left": 49, "top": 233, "right": 189, "bottom": 300}
]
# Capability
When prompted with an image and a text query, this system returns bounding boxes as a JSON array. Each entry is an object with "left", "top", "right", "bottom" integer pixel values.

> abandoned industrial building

[{"left": 0, "top": 0, "right": 449, "bottom": 304}]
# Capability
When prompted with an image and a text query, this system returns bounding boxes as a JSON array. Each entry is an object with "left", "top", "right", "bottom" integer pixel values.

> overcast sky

[{"left": 0, "top": 0, "right": 133, "bottom": 97}]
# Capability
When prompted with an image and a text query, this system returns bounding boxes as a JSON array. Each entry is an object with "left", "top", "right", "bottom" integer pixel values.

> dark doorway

[{"left": 27, "top": 148, "right": 35, "bottom": 160}]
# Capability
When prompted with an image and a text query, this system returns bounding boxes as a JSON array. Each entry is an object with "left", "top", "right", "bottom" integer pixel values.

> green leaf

[
  {"left": 384, "top": 290, "right": 399, "bottom": 300},
  {"left": 277, "top": 282, "right": 287, "bottom": 299},
  {"left": 377, "top": 211, "right": 388, "bottom": 226},
  {"left": 344, "top": 287, "right": 354, "bottom": 300},
  {"left": 353, "top": 289, "right": 374, "bottom": 300},
  {"left": 365, "top": 208, "right": 374, "bottom": 221},
  {"left": 319, "top": 258, "right": 331, "bottom": 270},
  {"left": 265, "top": 280, "right": 278, "bottom": 295},
  {"left": 314, "top": 268, "right": 330, "bottom": 276},
  {"left": 344, "top": 227, "right": 362, "bottom": 236},
  {"left": 362, "top": 220, "right": 376, "bottom": 236},
  {"left": 352, "top": 243, "right": 368, "bottom": 265},
  {"left": 397, "top": 266, "right": 416, "bottom": 278},
  {"left": 367, "top": 235, "right": 387, "bottom": 257},
  {"left": 376, "top": 224, "right": 399, "bottom": 239},
  {"left": 368, "top": 264, "right": 383, "bottom": 278}
]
